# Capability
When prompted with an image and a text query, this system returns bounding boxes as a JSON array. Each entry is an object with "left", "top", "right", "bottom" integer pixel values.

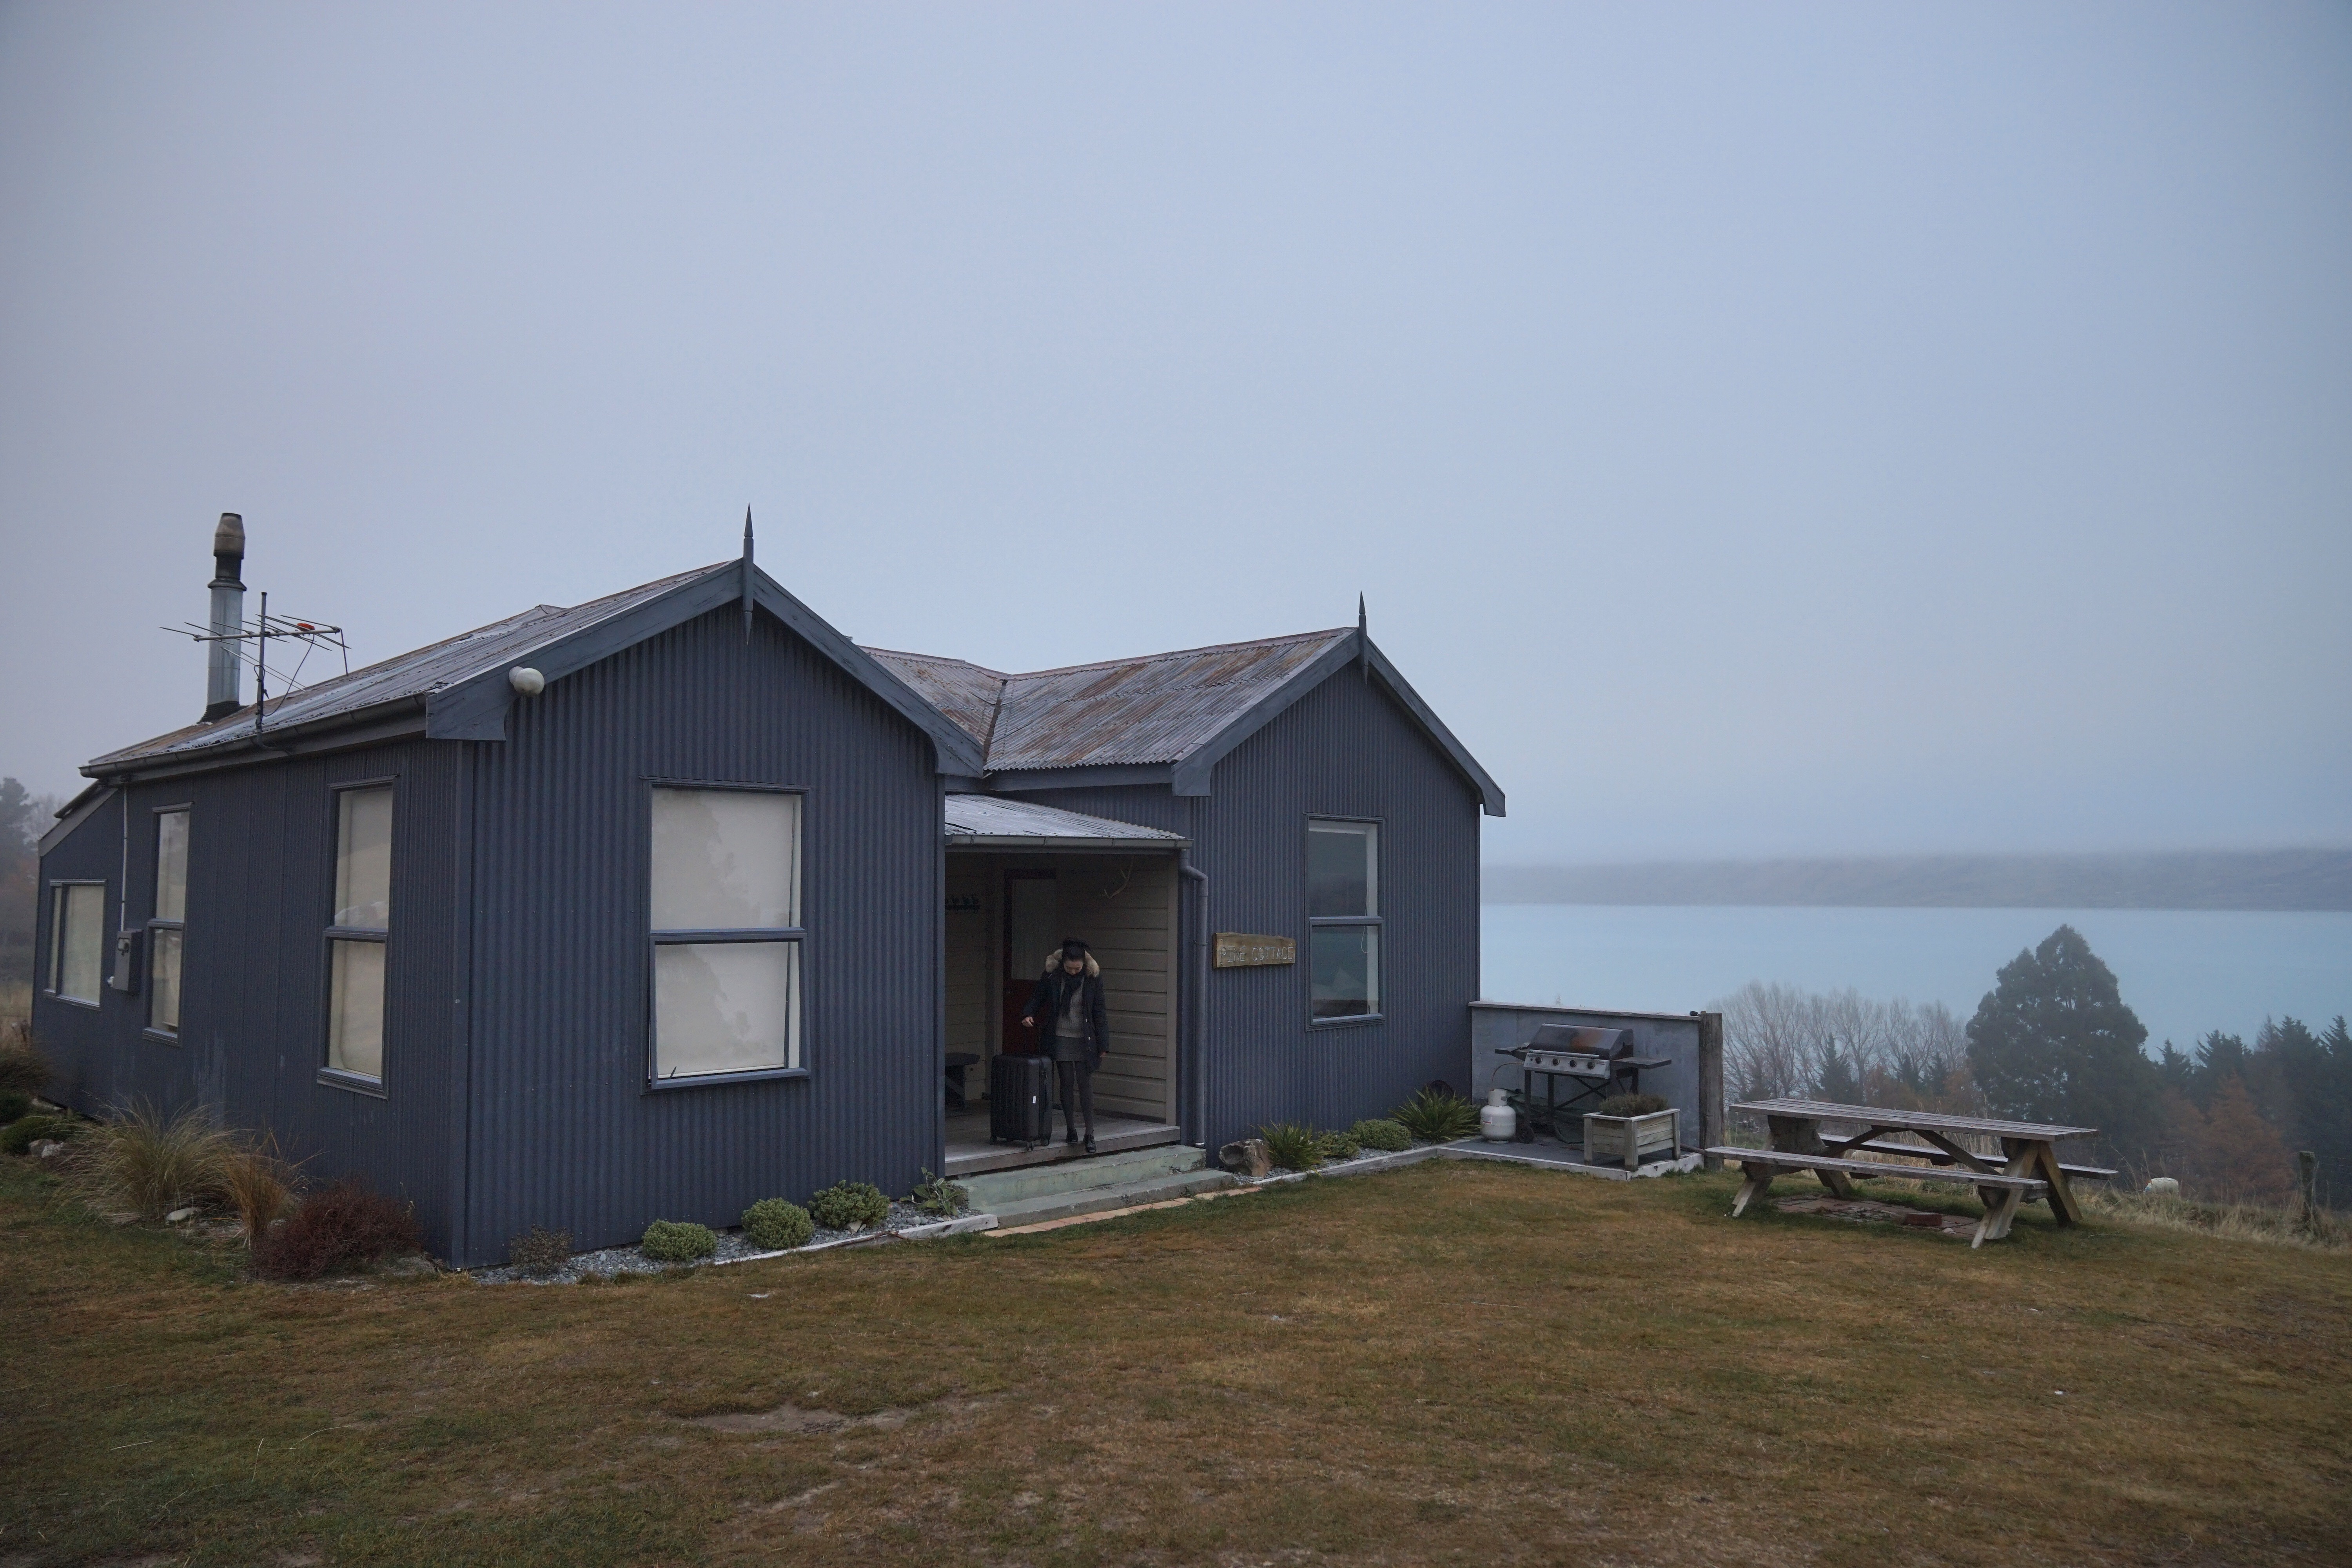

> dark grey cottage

[{"left": 34, "top": 524, "right": 1502, "bottom": 1266}]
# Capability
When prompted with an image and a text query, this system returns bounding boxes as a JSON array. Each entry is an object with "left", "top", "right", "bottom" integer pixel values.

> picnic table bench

[{"left": 1707, "top": 1097, "right": 2102, "bottom": 1249}]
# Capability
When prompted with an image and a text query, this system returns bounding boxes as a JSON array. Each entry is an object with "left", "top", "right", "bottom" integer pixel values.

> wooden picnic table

[{"left": 1714, "top": 1097, "right": 2101, "bottom": 1247}]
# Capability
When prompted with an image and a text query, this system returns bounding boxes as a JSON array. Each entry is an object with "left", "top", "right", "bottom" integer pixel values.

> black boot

[{"left": 1083, "top": 1133, "right": 1097, "bottom": 1154}]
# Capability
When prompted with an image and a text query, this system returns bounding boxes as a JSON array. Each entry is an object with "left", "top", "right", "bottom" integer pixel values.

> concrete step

[
  {"left": 985, "top": 1166, "right": 1239, "bottom": 1228},
  {"left": 960, "top": 1144, "right": 1206, "bottom": 1211}
]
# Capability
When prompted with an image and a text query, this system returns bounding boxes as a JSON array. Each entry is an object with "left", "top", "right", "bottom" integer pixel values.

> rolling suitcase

[{"left": 989, "top": 1052, "right": 1054, "bottom": 1149}]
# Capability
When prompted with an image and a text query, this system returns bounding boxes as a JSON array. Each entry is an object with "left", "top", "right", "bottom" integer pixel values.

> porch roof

[{"left": 943, "top": 794, "right": 1189, "bottom": 850}]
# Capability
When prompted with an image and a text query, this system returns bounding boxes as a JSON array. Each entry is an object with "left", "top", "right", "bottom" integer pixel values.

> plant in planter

[
  {"left": 807, "top": 1180, "right": 889, "bottom": 1232},
  {"left": 1582, "top": 1092, "right": 1680, "bottom": 1172}
]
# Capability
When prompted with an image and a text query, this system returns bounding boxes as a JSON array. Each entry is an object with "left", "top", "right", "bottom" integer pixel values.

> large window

[
  {"left": 325, "top": 785, "right": 392, "bottom": 1083},
  {"left": 47, "top": 882, "right": 106, "bottom": 1005},
  {"left": 650, "top": 786, "right": 802, "bottom": 1081},
  {"left": 149, "top": 808, "right": 189, "bottom": 1035},
  {"left": 1307, "top": 818, "right": 1381, "bottom": 1022}
]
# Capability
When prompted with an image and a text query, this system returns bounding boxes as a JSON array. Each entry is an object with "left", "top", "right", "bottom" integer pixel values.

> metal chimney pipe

[{"left": 203, "top": 513, "right": 246, "bottom": 722}]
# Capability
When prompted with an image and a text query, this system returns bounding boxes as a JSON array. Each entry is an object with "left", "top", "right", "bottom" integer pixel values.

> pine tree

[{"left": 1965, "top": 925, "right": 2162, "bottom": 1159}]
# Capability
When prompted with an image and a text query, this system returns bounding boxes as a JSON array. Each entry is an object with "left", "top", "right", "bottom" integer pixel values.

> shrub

[
  {"left": 1259, "top": 1122, "right": 1326, "bottom": 1172},
  {"left": 740, "top": 1198, "right": 814, "bottom": 1250},
  {"left": 253, "top": 1179, "right": 425, "bottom": 1280},
  {"left": 1593, "top": 1093, "right": 1670, "bottom": 1118},
  {"left": 506, "top": 1226, "right": 574, "bottom": 1275},
  {"left": 808, "top": 1180, "right": 889, "bottom": 1232},
  {"left": 1391, "top": 1087, "right": 1480, "bottom": 1143},
  {"left": 907, "top": 1168, "right": 970, "bottom": 1219},
  {"left": 0, "top": 1090, "right": 29, "bottom": 1125},
  {"left": 0, "top": 1036, "right": 54, "bottom": 1099},
  {"left": 640, "top": 1219, "right": 718, "bottom": 1262},
  {"left": 1350, "top": 1117, "right": 1413, "bottom": 1153},
  {"left": 216, "top": 1139, "right": 299, "bottom": 1246},
  {"left": 72, "top": 1101, "right": 234, "bottom": 1220},
  {"left": 1317, "top": 1127, "right": 1362, "bottom": 1163},
  {"left": 3, "top": 1114, "right": 80, "bottom": 1156}
]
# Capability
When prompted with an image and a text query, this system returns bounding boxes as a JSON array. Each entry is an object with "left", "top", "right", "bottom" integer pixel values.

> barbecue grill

[{"left": 1495, "top": 1024, "right": 1671, "bottom": 1136}]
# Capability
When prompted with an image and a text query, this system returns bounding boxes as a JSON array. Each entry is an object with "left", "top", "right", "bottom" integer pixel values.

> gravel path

[{"left": 471, "top": 1201, "right": 942, "bottom": 1284}]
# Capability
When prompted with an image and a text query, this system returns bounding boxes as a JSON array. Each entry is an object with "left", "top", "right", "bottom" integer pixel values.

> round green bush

[
  {"left": 639, "top": 1219, "right": 718, "bottom": 1262},
  {"left": 1349, "top": 1117, "right": 1413, "bottom": 1152},
  {"left": 741, "top": 1197, "right": 815, "bottom": 1250},
  {"left": 0, "top": 1091, "right": 30, "bottom": 1126},
  {"left": 807, "top": 1180, "right": 889, "bottom": 1232},
  {"left": 1317, "top": 1127, "right": 1362, "bottom": 1162},
  {"left": 2, "top": 1114, "right": 78, "bottom": 1156}
]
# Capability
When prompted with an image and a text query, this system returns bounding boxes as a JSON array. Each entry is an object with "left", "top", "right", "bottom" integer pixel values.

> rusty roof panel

[
  {"left": 862, "top": 629, "right": 1351, "bottom": 772},
  {"left": 863, "top": 650, "right": 1005, "bottom": 753}
]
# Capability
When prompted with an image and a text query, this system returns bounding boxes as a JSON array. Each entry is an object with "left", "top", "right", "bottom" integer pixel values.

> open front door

[{"left": 1001, "top": 870, "right": 1057, "bottom": 1055}]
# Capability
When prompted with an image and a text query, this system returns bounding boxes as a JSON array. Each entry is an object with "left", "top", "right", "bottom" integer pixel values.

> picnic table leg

[
  {"left": 1971, "top": 1143, "right": 2045, "bottom": 1246},
  {"left": 2014, "top": 1138, "right": 2082, "bottom": 1225},
  {"left": 1730, "top": 1162, "right": 1773, "bottom": 1217},
  {"left": 1768, "top": 1115, "right": 1856, "bottom": 1199}
]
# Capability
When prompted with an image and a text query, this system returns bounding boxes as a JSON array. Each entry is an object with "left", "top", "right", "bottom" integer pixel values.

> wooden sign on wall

[{"left": 1214, "top": 932, "right": 1296, "bottom": 968}]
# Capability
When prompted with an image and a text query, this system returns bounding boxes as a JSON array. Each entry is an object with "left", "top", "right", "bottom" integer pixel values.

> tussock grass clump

[
  {"left": 740, "top": 1198, "right": 814, "bottom": 1250},
  {"left": 1391, "top": 1087, "right": 1479, "bottom": 1143},
  {"left": 1350, "top": 1118, "right": 1413, "bottom": 1152},
  {"left": 807, "top": 1181, "right": 888, "bottom": 1231},
  {"left": 0, "top": 1032, "right": 54, "bottom": 1100},
  {"left": 1259, "top": 1123, "right": 1326, "bottom": 1172},
  {"left": 71, "top": 1102, "right": 234, "bottom": 1220},
  {"left": 253, "top": 1179, "right": 424, "bottom": 1280},
  {"left": 641, "top": 1220, "right": 718, "bottom": 1262},
  {"left": 506, "top": 1226, "right": 573, "bottom": 1275},
  {"left": 2083, "top": 1186, "right": 2347, "bottom": 1252},
  {"left": 215, "top": 1139, "right": 299, "bottom": 1247}
]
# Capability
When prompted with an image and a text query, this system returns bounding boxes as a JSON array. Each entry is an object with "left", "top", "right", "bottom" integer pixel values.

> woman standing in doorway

[{"left": 1021, "top": 939, "right": 1109, "bottom": 1152}]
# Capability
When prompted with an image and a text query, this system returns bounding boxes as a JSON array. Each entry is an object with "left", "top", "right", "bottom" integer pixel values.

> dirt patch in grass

[{"left": 4, "top": 1157, "right": 2349, "bottom": 1565}]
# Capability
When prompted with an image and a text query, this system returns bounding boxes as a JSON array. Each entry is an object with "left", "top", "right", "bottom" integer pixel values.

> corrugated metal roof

[
  {"left": 91, "top": 566, "right": 724, "bottom": 770},
  {"left": 866, "top": 629, "right": 1351, "bottom": 772},
  {"left": 943, "top": 794, "right": 1188, "bottom": 847}
]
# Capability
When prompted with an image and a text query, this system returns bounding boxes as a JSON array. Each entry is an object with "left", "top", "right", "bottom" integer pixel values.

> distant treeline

[
  {"left": 0, "top": 779, "right": 53, "bottom": 986},
  {"left": 1720, "top": 925, "right": 2351, "bottom": 1208},
  {"left": 1488, "top": 850, "right": 2352, "bottom": 911}
]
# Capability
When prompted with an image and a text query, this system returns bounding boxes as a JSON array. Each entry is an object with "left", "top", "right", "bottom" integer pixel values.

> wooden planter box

[{"left": 1583, "top": 1108, "right": 1681, "bottom": 1172}]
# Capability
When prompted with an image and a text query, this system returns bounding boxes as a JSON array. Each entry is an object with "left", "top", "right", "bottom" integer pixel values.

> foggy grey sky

[{"left": 2, "top": 3, "right": 2346, "bottom": 864}]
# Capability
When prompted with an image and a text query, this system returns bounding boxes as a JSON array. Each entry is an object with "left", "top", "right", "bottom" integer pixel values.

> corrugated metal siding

[
  {"left": 31, "top": 742, "right": 461, "bottom": 1249},
  {"left": 463, "top": 603, "right": 938, "bottom": 1267},
  {"left": 1007, "top": 669, "right": 1483, "bottom": 1150}
]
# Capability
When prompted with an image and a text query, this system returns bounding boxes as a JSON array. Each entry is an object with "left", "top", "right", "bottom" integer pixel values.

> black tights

[{"left": 1055, "top": 1059, "right": 1095, "bottom": 1139}]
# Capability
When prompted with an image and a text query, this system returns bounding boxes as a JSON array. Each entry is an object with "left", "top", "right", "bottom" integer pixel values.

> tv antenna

[{"left": 163, "top": 591, "right": 351, "bottom": 744}]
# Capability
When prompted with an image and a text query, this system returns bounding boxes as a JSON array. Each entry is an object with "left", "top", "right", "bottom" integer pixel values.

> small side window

[
  {"left": 49, "top": 883, "right": 107, "bottom": 1005},
  {"left": 1307, "top": 819, "right": 1381, "bottom": 1022},
  {"left": 325, "top": 786, "right": 392, "bottom": 1082},
  {"left": 149, "top": 809, "right": 189, "bottom": 1035}
]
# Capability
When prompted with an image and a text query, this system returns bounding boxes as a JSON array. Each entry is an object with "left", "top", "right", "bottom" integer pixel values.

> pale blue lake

[{"left": 1481, "top": 905, "right": 2352, "bottom": 1051}]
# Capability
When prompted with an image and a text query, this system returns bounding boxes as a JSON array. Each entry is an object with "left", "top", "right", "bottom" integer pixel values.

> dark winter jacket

[{"left": 1024, "top": 951, "right": 1109, "bottom": 1065}]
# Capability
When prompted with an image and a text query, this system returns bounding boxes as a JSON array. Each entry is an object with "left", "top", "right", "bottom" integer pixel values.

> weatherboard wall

[
  {"left": 31, "top": 740, "right": 463, "bottom": 1250},
  {"left": 459, "top": 603, "right": 940, "bottom": 1267}
]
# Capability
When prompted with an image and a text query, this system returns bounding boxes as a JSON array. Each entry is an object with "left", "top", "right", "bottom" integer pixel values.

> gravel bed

[
  {"left": 471, "top": 1201, "right": 941, "bottom": 1285},
  {"left": 1247, "top": 1140, "right": 1445, "bottom": 1183}
]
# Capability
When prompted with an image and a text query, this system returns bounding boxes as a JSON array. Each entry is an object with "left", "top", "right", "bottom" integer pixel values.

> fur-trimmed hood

[{"left": 1040, "top": 949, "right": 1101, "bottom": 979}]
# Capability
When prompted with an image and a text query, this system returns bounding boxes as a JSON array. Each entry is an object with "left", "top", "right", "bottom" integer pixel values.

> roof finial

[
  {"left": 741, "top": 506, "right": 755, "bottom": 643},
  {"left": 1357, "top": 593, "right": 1369, "bottom": 680}
]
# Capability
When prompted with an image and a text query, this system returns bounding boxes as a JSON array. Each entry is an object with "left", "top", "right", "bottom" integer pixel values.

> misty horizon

[{"left": 4, "top": 6, "right": 2346, "bottom": 864}]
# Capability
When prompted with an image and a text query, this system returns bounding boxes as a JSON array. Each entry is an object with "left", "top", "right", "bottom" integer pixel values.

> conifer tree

[{"left": 1965, "top": 925, "right": 2162, "bottom": 1158}]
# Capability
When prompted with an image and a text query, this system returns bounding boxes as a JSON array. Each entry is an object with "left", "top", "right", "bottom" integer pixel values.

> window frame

[
  {"left": 45, "top": 878, "right": 108, "bottom": 1009},
  {"left": 1305, "top": 814, "right": 1384, "bottom": 1029},
  {"left": 319, "top": 778, "right": 396, "bottom": 1097},
  {"left": 643, "top": 778, "right": 811, "bottom": 1091},
  {"left": 144, "top": 804, "right": 191, "bottom": 1042}
]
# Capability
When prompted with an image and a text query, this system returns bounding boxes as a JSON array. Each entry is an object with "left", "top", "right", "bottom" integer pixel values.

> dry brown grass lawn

[{"left": 2, "top": 1156, "right": 2348, "bottom": 1566}]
